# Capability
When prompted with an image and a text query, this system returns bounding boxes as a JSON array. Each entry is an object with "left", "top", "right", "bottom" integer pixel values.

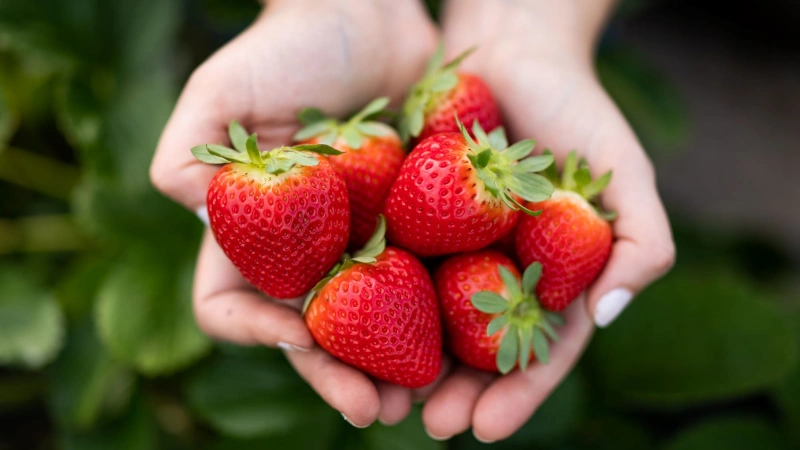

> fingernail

[
  {"left": 425, "top": 428, "right": 451, "bottom": 441},
  {"left": 594, "top": 288, "right": 634, "bottom": 328},
  {"left": 277, "top": 342, "right": 310, "bottom": 352},
  {"left": 196, "top": 206, "right": 209, "bottom": 226},
  {"left": 342, "top": 413, "right": 368, "bottom": 429},
  {"left": 473, "top": 429, "right": 495, "bottom": 444}
]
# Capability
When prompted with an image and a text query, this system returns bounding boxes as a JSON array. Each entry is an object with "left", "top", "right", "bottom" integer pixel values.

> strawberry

[
  {"left": 293, "top": 98, "right": 406, "bottom": 250},
  {"left": 516, "top": 151, "right": 614, "bottom": 311},
  {"left": 435, "top": 250, "right": 563, "bottom": 374},
  {"left": 192, "top": 121, "right": 349, "bottom": 299},
  {"left": 383, "top": 119, "right": 555, "bottom": 257},
  {"left": 303, "top": 217, "right": 442, "bottom": 388},
  {"left": 398, "top": 47, "right": 501, "bottom": 143}
]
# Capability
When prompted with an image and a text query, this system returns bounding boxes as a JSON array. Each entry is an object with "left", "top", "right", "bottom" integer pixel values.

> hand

[
  {"left": 150, "top": 0, "right": 438, "bottom": 427},
  {"left": 421, "top": 0, "right": 675, "bottom": 442}
]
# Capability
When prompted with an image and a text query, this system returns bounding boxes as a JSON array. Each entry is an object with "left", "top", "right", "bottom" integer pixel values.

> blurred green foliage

[{"left": 0, "top": 0, "right": 797, "bottom": 449}]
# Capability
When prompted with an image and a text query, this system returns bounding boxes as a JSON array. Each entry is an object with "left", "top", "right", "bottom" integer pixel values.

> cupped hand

[
  {"left": 421, "top": 0, "right": 676, "bottom": 442},
  {"left": 150, "top": 0, "right": 438, "bottom": 427}
]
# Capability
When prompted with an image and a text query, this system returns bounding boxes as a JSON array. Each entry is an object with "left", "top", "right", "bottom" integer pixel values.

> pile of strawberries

[{"left": 192, "top": 49, "right": 613, "bottom": 388}]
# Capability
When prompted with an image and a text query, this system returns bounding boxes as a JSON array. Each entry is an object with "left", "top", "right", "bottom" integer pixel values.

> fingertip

[{"left": 376, "top": 382, "right": 412, "bottom": 425}]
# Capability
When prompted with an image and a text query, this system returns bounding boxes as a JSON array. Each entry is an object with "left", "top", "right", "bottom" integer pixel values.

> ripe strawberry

[
  {"left": 294, "top": 98, "right": 406, "bottom": 249},
  {"left": 398, "top": 47, "right": 501, "bottom": 143},
  {"left": 304, "top": 217, "right": 442, "bottom": 388},
  {"left": 516, "top": 151, "right": 614, "bottom": 311},
  {"left": 383, "top": 119, "right": 555, "bottom": 257},
  {"left": 435, "top": 251, "right": 563, "bottom": 374},
  {"left": 192, "top": 121, "right": 349, "bottom": 299}
]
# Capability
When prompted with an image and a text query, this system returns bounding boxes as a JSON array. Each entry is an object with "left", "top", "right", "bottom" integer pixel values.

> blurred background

[{"left": 0, "top": 0, "right": 798, "bottom": 448}]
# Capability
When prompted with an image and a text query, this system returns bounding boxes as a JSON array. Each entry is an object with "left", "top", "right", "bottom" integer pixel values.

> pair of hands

[{"left": 150, "top": 0, "right": 674, "bottom": 442}]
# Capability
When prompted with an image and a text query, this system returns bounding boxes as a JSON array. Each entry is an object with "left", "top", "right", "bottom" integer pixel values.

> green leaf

[
  {"left": 514, "top": 154, "right": 555, "bottom": 174},
  {"left": 664, "top": 417, "right": 786, "bottom": 450},
  {"left": 60, "top": 395, "right": 157, "bottom": 450},
  {"left": 430, "top": 72, "right": 458, "bottom": 93},
  {"left": 545, "top": 312, "right": 565, "bottom": 327},
  {"left": 408, "top": 108, "right": 424, "bottom": 137},
  {"left": 342, "top": 126, "right": 363, "bottom": 149},
  {"left": 293, "top": 144, "right": 344, "bottom": 155},
  {"left": 298, "top": 107, "right": 327, "bottom": 125},
  {"left": 582, "top": 170, "right": 613, "bottom": 199},
  {"left": 541, "top": 149, "right": 560, "bottom": 183},
  {"left": 191, "top": 145, "right": 228, "bottom": 164},
  {"left": 356, "top": 121, "right": 393, "bottom": 137},
  {"left": 487, "top": 315, "right": 509, "bottom": 336},
  {"left": 442, "top": 46, "right": 476, "bottom": 71},
  {"left": 539, "top": 319, "right": 560, "bottom": 342},
  {"left": 497, "top": 327, "right": 520, "bottom": 374},
  {"left": 587, "top": 268, "right": 797, "bottom": 408},
  {"left": 506, "top": 172, "right": 554, "bottom": 203},
  {"left": 207, "top": 144, "right": 249, "bottom": 163},
  {"left": 354, "top": 216, "right": 387, "bottom": 260},
  {"left": 471, "top": 120, "right": 491, "bottom": 147},
  {"left": 364, "top": 407, "right": 444, "bottom": 450},
  {"left": 471, "top": 291, "right": 510, "bottom": 314},
  {"left": 353, "top": 97, "right": 390, "bottom": 120},
  {"left": 282, "top": 150, "right": 320, "bottom": 167},
  {"left": 49, "top": 320, "right": 134, "bottom": 430},
  {"left": 561, "top": 151, "right": 579, "bottom": 190},
  {"left": 522, "top": 261, "right": 542, "bottom": 294},
  {"left": 351, "top": 256, "right": 378, "bottom": 264},
  {"left": 573, "top": 166, "right": 592, "bottom": 188},
  {"left": 95, "top": 250, "right": 210, "bottom": 375},
  {"left": 424, "top": 43, "right": 446, "bottom": 76},
  {"left": 319, "top": 130, "right": 338, "bottom": 146},
  {"left": 228, "top": 120, "right": 249, "bottom": 152},
  {"left": 475, "top": 149, "right": 491, "bottom": 168},
  {"left": 0, "top": 268, "right": 64, "bottom": 369},
  {"left": 292, "top": 120, "right": 333, "bottom": 142},
  {"left": 186, "top": 350, "right": 327, "bottom": 438},
  {"left": 498, "top": 265, "right": 521, "bottom": 299},
  {"left": 519, "top": 327, "right": 532, "bottom": 371},
  {"left": 503, "top": 140, "right": 536, "bottom": 161},
  {"left": 488, "top": 127, "right": 508, "bottom": 150},
  {"left": 245, "top": 133, "right": 262, "bottom": 165},
  {"left": 532, "top": 328, "right": 549, "bottom": 364}
]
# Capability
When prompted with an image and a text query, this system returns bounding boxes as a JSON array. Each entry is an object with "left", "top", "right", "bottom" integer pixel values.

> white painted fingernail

[
  {"left": 196, "top": 206, "right": 209, "bottom": 226},
  {"left": 473, "top": 430, "right": 495, "bottom": 444},
  {"left": 425, "top": 428, "right": 451, "bottom": 441},
  {"left": 277, "top": 342, "right": 310, "bottom": 352},
  {"left": 594, "top": 288, "right": 634, "bottom": 328},
  {"left": 342, "top": 413, "right": 368, "bottom": 428}
]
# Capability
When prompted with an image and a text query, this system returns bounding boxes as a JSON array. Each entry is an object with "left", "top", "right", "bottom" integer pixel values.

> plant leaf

[
  {"left": 471, "top": 120, "right": 491, "bottom": 147},
  {"left": 355, "top": 122, "right": 392, "bottom": 137},
  {"left": 539, "top": 320, "right": 560, "bottom": 342},
  {"left": 519, "top": 327, "right": 532, "bottom": 371},
  {"left": 532, "top": 328, "right": 550, "bottom": 364},
  {"left": 298, "top": 107, "right": 327, "bottom": 125},
  {"left": 228, "top": 120, "right": 249, "bottom": 153},
  {"left": 514, "top": 154, "right": 555, "bottom": 174},
  {"left": 503, "top": 140, "right": 536, "bottom": 161},
  {"left": 488, "top": 127, "right": 508, "bottom": 150},
  {"left": 561, "top": 151, "right": 578, "bottom": 190},
  {"left": 497, "top": 327, "right": 520, "bottom": 374},
  {"left": 545, "top": 312, "right": 565, "bottom": 327},
  {"left": 353, "top": 97, "right": 390, "bottom": 121},
  {"left": 207, "top": 144, "right": 249, "bottom": 164},
  {"left": 341, "top": 126, "right": 362, "bottom": 149},
  {"left": 582, "top": 170, "right": 613, "bottom": 199},
  {"left": 471, "top": 292, "right": 510, "bottom": 314},
  {"left": 292, "top": 121, "right": 332, "bottom": 142},
  {"left": 498, "top": 265, "right": 521, "bottom": 299},
  {"left": 507, "top": 172, "right": 555, "bottom": 203},
  {"left": 191, "top": 145, "right": 228, "bottom": 164},
  {"left": 487, "top": 315, "right": 509, "bottom": 336},
  {"left": 282, "top": 151, "right": 319, "bottom": 167},
  {"left": 541, "top": 149, "right": 560, "bottom": 184},
  {"left": 408, "top": 108, "right": 425, "bottom": 137},
  {"left": 245, "top": 134, "right": 262, "bottom": 165},
  {"left": 429, "top": 72, "right": 458, "bottom": 93},
  {"left": 476, "top": 149, "right": 491, "bottom": 168},
  {"left": 292, "top": 144, "right": 343, "bottom": 155},
  {"left": 354, "top": 215, "right": 387, "bottom": 260},
  {"left": 522, "top": 262, "right": 543, "bottom": 295}
]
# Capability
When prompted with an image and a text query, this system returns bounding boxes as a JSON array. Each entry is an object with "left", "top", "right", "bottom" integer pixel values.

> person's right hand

[{"left": 150, "top": 0, "right": 438, "bottom": 428}]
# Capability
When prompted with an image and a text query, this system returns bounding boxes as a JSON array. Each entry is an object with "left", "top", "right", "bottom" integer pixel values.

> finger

[
  {"left": 411, "top": 355, "right": 453, "bottom": 402},
  {"left": 376, "top": 382, "right": 413, "bottom": 425},
  {"left": 586, "top": 139, "right": 675, "bottom": 328},
  {"left": 193, "top": 230, "right": 314, "bottom": 349},
  {"left": 422, "top": 366, "right": 495, "bottom": 440},
  {"left": 472, "top": 299, "right": 593, "bottom": 443},
  {"left": 285, "top": 347, "right": 381, "bottom": 428}
]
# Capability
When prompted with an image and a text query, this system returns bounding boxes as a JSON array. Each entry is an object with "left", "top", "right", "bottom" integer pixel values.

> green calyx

[
  {"left": 397, "top": 45, "right": 475, "bottom": 142},
  {"left": 191, "top": 120, "right": 342, "bottom": 175},
  {"left": 471, "top": 262, "right": 564, "bottom": 374},
  {"left": 541, "top": 150, "right": 616, "bottom": 220},
  {"left": 301, "top": 215, "right": 387, "bottom": 315},
  {"left": 292, "top": 97, "right": 395, "bottom": 150},
  {"left": 456, "top": 117, "right": 555, "bottom": 216}
]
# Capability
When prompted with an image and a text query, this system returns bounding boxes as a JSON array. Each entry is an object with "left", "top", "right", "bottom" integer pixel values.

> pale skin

[{"left": 150, "top": 0, "right": 675, "bottom": 442}]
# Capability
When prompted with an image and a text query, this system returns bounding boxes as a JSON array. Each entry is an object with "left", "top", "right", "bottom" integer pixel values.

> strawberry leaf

[
  {"left": 471, "top": 120, "right": 491, "bottom": 147},
  {"left": 430, "top": 72, "right": 458, "bottom": 93},
  {"left": 497, "top": 326, "right": 520, "bottom": 374},
  {"left": 522, "top": 262, "right": 542, "bottom": 295},
  {"left": 293, "top": 121, "right": 333, "bottom": 142},
  {"left": 506, "top": 173, "right": 554, "bottom": 203},
  {"left": 342, "top": 126, "right": 362, "bottom": 149},
  {"left": 545, "top": 312, "right": 565, "bottom": 327},
  {"left": 519, "top": 327, "right": 532, "bottom": 371},
  {"left": 351, "top": 97, "right": 390, "bottom": 121},
  {"left": 532, "top": 328, "right": 549, "bottom": 364},
  {"left": 539, "top": 320, "right": 560, "bottom": 342},
  {"left": 245, "top": 134, "right": 262, "bottom": 165},
  {"left": 574, "top": 166, "right": 592, "bottom": 189},
  {"left": 514, "top": 154, "right": 555, "bottom": 174},
  {"left": 191, "top": 145, "right": 228, "bottom": 164},
  {"left": 442, "top": 46, "right": 476, "bottom": 71},
  {"left": 292, "top": 144, "right": 343, "bottom": 155},
  {"left": 476, "top": 149, "right": 492, "bottom": 168},
  {"left": 206, "top": 144, "right": 249, "bottom": 164},
  {"left": 320, "top": 131, "right": 337, "bottom": 146},
  {"left": 471, "top": 292, "right": 510, "bottom": 314},
  {"left": 282, "top": 151, "right": 319, "bottom": 167},
  {"left": 498, "top": 265, "right": 521, "bottom": 299},
  {"left": 561, "top": 151, "right": 579, "bottom": 190},
  {"left": 228, "top": 120, "right": 249, "bottom": 153},
  {"left": 351, "top": 256, "right": 378, "bottom": 264},
  {"left": 487, "top": 315, "right": 509, "bottom": 336},
  {"left": 298, "top": 107, "right": 326, "bottom": 125},
  {"left": 408, "top": 108, "right": 425, "bottom": 137},
  {"left": 488, "top": 127, "right": 508, "bottom": 150},
  {"left": 503, "top": 140, "right": 536, "bottom": 161},
  {"left": 541, "top": 149, "right": 560, "bottom": 184},
  {"left": 582, "top": 170, "right": 613, "bottom": 199},
  {"left": 507, "top": 195, "right": 543, "bottom": 216},
  {"left": 355, "top": 122, "right": 392, "bottom": 137}
]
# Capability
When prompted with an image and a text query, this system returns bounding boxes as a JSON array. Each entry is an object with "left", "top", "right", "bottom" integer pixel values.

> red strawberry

[
  {"left": 383, "top": 119, "right": 555, "bottom": 257},
  {"left": 192, "top": 121, "right": 349, "bottom": 299},
  {"left": 304, "top": 217, "right": 442, "bottom": 388},
  {"left": 516, "top": 151, "right": 614, "bottom": 311},
  {"left": 435, "top": 250, "right": 563, "bottom": 374},
  {"left": 398, "top": 47, "right": 501, "bottom": 143},
  {"left": 294, "top": 98, "right": 406, "bottom": 249}
]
